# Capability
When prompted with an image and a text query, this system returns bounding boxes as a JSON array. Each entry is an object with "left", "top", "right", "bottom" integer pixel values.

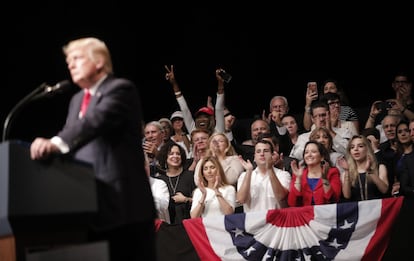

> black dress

[
  {"left": 156, "top": 170, "right": 196, "bottom": 224},
  {"left": 350, "top": 172, "right": 384, "bottom": 201}
]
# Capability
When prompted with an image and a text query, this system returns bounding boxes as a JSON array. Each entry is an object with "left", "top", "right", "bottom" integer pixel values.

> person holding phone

[
  {"left": 303, "top": 81, "right": 319, "bottom": 131},
  {"left": 303, "top": 79, "right": 360, "bottom": 133}
]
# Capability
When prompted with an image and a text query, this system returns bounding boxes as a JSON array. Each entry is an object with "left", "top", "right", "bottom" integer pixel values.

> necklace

[
  {"left": 168, "top": 175, "right": 180, "bottom": 194},
  {"left": 358, "top": 173, "right": 368, "bottom": 201}
]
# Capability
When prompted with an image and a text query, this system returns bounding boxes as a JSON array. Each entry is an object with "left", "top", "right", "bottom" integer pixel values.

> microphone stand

[{"left": 2, "top": 83, "right": 48, "bottom": 142}]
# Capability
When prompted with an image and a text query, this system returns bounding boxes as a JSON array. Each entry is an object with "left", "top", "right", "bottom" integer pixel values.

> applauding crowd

[{"left": 145, "top": 66, "right": 414, "bottom": 223}]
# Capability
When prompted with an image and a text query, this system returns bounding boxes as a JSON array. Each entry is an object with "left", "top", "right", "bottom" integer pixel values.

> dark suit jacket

[
  {"left": 400, "top": 151, "right": 414, "bottom": 198},
  {"left": 57, "top": 75, "right": 156, "bottom": 230}
]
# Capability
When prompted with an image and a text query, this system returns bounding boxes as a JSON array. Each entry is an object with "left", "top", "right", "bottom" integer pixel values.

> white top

[
  {"left": 310, "top": 120, "right": 358, "bottom": 137},
  {"left": 289, "top": 127, "right": 352, "bottom": 161},
  {"left": 177, "top": 93, "right": 232, "bottom": 140},
  {"left": 149, "top": 177, "right": 171, "bottom": 224},
  {"left": 191, "top": 186, "right": 236, "bottom": 218},
  {"left": 237, "top": 167, "right": 291, "bottom": 212}
]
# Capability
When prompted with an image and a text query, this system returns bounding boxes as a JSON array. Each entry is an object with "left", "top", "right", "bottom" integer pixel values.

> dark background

[{"left": 4, "top": 3, "right": 413, "bottom": 142}]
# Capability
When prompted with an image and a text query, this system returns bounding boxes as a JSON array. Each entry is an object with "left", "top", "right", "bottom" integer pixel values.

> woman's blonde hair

[
  {"left": 206, "top": 132, "right": 236, "bottom": 157},
  {"left": 346, "top": 135, "right": 379, "bottom": 186}
]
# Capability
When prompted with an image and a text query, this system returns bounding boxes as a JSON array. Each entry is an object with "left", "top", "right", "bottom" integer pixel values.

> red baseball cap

[{"left": 195, "top": 107, "right": 214, "bottom": 117}]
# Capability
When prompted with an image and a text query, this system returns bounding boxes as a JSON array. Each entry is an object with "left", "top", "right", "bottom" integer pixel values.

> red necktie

[{"left": 80, "top": 90, "right": 91, "bottom": 117}]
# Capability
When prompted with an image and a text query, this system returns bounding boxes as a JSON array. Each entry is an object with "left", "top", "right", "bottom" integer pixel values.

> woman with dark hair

[
  {"left": 392, "top": 120, "right": 413, "bottom": 196},
  {"left": 154, "top": 140, "right": 196, "bottom": 224},
  {"left": 288, "top": 140, "right": 342, "bottom": 206}
]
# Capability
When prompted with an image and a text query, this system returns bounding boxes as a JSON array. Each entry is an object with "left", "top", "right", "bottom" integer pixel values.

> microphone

[
  {"left": 43, "top": 80, "right": 72, "bottom": 94},
  {"left": 2, "top": 80, "right": 72, "bottom": 141},
  {"left": 31, "top": 80, "right": 73, "bottom": 101}
]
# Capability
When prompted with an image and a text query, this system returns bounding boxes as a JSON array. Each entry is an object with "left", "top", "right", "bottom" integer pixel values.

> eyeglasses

[
  {"left": 271, "top": 105, "right": 286, "bottom": 109},
  {"left": 313, "top": 113, "right": 327, "bottom": 119},
  {"left": 328, "top": 100, "right": 341, "bottom": 107}
]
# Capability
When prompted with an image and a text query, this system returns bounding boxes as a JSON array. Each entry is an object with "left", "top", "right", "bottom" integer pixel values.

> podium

[{"left": 0, "top": 141, "right": 100, "bottom": 261}]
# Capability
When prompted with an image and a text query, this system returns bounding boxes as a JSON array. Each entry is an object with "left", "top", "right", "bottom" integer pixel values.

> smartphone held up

[
  {"left": 307, "top": 81, "right": 318, "bottom": 98},
  {"left": 218, "top": 69, "right": 232, "bottom": 83}
]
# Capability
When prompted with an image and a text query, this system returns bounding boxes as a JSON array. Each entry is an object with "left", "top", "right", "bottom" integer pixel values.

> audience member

[
  {"left": 145, "top": 153, "right": 171, "bottom": 223},
  {"left": 261, "top": 96, "right": 293, "bottom": 155},
  {"left": 262, "top": 95, "right": 290, "bottom": 135},
  {"left": 303, "top": 79, "right": 360, "bottom": 133},
  {"left": 242, "top": 119, "right": 270, "bottom": 146},
  {"left": 410, "top": 118, "right": 414, "bottom": 143},
  {"left": 159, "top": 117, "right": 173, "bottom": 143},
  {"left": 223, "top": 107, "right": 237, "bottom": 141},
  {"left": 281, "top": 113, "right": 303, "bottom": 155},
  {"left": 303, "top": 81, "right": 319, "bottom": 132},
  {"left": 165, "top": 65, "right": 226, "bottom": 136},
  {"left": 237, "top": 139, "right": 291, "bottom": 212},
  {"left": 190, "top": 156, "right": 236, "bottom": 218},
  {"left": 309, "top": 126, "right": 345, "bottom": 178},
  {"left": 399, "top": 120, "right": 414, "bottom": 198},
  {"left": 338, "top": 135, "right": 389, "bottom": 201},
  {"left": 187, "top": 128, "right": 210, "bottom": 171},
  {"left": 392, "top": 120, "right": 413, "bottom": 196},
  {"left": 365, "top": 100, "right": 404, "bottom": 143},
  {"left": 288, "top": 141, "right": 342, "bottom": 206},
  {"left": 320, "top": 92, "right": 359, "bottom": 136},
  {"left": 391, "top": 71, "right": 414, "bottom": 121},
  {"left": 257, "top": 132, "right": 296, "bottom": 173},
  {"left": 234, "top": 119, "right": 271, "bottom": 163},
  {"left": 290, "top": 100, "right": 352, "bottom": 161},
  {"left": 170, "top": 110, "right": 192, "bottom": 159},
  {"left": 322, "top": 79, "right": 359, "bottom": 132},
  {"left": 361, "top": 127, "right": 385, "bottom": 165},
  {"left": 194, "top": 132, "right": 244, "bottom": 187},
  {"left": 367, "top": 114, "right": 401, "bottom": 195},
  {"left": 361, "top": 127, "right": 394, "bottom": 197},
  {"left": 154, "top": 140, "right": 196, "bottom": 224},
  {"left": 143, "top": 121, "right": 165, "bottom": 171},
  {"left": 365, "top": 72, "right": 414, "bottom": 140}
]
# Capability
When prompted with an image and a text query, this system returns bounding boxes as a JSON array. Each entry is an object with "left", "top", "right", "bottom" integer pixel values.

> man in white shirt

[
  {"left": 290, "top": 100, "right": 352, "bottom": 161},
  {"left": 237, "top": 140, "right": 291, "bottom": 212}
]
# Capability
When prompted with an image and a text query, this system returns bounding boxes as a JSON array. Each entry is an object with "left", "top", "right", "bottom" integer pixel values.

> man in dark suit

[{"left": 30, "top": 37, "right": 157, "bottom": 261}]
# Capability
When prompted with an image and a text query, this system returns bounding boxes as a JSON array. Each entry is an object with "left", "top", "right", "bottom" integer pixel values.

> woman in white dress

[{"left": 190, "top": 156, "right": 236, "bottom": 218}]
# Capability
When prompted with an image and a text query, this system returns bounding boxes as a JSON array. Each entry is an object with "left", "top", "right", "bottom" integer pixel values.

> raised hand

[
  {"left": 337, "top": 156, "right": 348, "bottom": 171},
  {"left": 214, "top": 175, "right": 221, "bottom": 189},
  {"left": 238, "top": 156, "right": 253, "bottom": 171},
  {"left": 365, "top": 155, "right": 372, "bottom": 173},
  {"left": 198, "top": 179, "right": 207, "bottom": 195},
  {"left": 290, "top": 160, "right": 304, "bottom": 178},
  {"left": 164, "top": 64, "right": 176, "bottom": 84}
]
